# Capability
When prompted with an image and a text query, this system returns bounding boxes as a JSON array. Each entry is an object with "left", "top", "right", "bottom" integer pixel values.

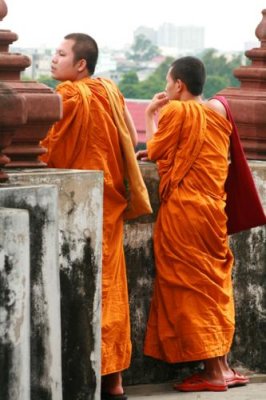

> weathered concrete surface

[
  {"left": 0, "top": 208, "right": 30, "bottom": 400},
  {"left": 230, "top": 228, "right": 266, "bottom": 371},
  {"left": 228, "top": 162, "right": 266, "bottom": 372},
  {"left": 0, "top": 184, "right": 62, "bottom": 400},
  {"left": 8, "top": 169, "right": 103, "bottom": 400},
  {"left": 124, "top": 161, "right": 266, "bottom": 385}
]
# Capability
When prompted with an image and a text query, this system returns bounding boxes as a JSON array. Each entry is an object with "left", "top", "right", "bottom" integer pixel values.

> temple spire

[
  {"left": 0, "top": 0, "right": 61, "bottom": 181},
  {"left": 218, "top": 9, "right": 266, "bottom": 160}
]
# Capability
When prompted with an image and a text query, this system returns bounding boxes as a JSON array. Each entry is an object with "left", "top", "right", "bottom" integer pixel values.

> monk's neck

[
  {"left": 74, "top": 70, "right": 91, "bottom": 81},
  {"left": 180, "top": 92, "right": 203, "bottom": 103}
]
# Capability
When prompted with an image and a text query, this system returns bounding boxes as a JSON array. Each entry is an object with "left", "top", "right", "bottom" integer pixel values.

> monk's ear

[
  {"left": 175, "top": 79, "right": 184, "bottom": 94},
  {"left": 77, "top": 58, "right": 87, "bottom": 72},
  {"left": 174, "top": 79, "right": 184, "bottom": 99}
]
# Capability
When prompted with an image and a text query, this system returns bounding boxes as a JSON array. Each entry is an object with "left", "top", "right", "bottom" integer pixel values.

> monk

[
  {"left": 40, "top": 33, "right": 151, "bottom": 400},
  {"left": 137, "top": 56, "right": 249, "bottom": 392}
]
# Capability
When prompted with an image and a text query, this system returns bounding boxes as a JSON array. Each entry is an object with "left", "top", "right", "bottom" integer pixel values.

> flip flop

[
  {"left": 101, "top": 392, "right": 127, "bottom": 400},
  {"left": 226, "top": 369, "right": 249, "bottom": 388},
  {"left": 173, "top": 375, "right": 228, "bottom": 392},
  {"left": 180, "top": 373, "right": 201, "bottom": 383}
]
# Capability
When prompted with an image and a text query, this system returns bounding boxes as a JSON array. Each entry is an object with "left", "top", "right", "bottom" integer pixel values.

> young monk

[
  {"left": 40, "top": 33, "right": 152, "bottom": 400},
  {"left": 137, "top": 56, "right": 249, "bottom": 392}
]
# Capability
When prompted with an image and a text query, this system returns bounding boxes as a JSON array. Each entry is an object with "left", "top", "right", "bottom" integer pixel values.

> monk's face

[
  {"left": 165, "top": 68, "right": 182, "bottom": 100},
  {"left": 51, "top": 39, "right": 82, "bottom": 81}
]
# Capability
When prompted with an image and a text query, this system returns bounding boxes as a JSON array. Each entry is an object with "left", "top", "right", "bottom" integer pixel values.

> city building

[{"left": 134, "top": 23, "right": 205, "bottom": 56}]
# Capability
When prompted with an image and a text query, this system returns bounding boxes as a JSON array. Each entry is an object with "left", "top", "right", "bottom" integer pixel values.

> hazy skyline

[{"left": 2, "top": 0, "right": 266, "bottom": 51}]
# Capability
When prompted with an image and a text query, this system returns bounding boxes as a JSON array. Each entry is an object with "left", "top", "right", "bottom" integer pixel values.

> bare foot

[{"left": 101, "top": 372, "right": 124, "bottom": 395}]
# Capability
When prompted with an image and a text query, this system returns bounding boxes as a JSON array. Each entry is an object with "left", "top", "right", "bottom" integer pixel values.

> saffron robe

[
  {"left": 41, "top": 77, "right": 135, "bottom": 375},
  {"left": 144, "top": 100, "right": 235, "bottom": 363}
]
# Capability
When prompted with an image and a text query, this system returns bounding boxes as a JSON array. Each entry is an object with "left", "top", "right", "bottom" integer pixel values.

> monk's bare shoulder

[{"left": 204, "top": 98, "right": 227, "bottom": 119}]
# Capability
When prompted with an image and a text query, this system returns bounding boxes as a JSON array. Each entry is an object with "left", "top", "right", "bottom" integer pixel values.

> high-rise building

[
  {"left": 134, "top": 23, "right": 205, "bottom": 55},
  {"left": 175, "top": 26, "right": 204, "bottom": 53},
  {"left": 157, "top": 23, "right": 178, "bottom": 48}
]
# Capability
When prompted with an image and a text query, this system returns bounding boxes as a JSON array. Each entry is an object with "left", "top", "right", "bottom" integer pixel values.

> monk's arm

[
  {"left": 146, "top": 102, "right": 183, "bottom": 161},
  {"left": 145, "top": 108, "right": 157, "bottom": 141},
  {"left": 206, "top": 98, "right": 227, "bottom": 118},
  {"left": 124, "top": 105, "right": 138, "bottom": 147},
  {"left": 145, "top": 92, "right": 169, "bottom": 141}
]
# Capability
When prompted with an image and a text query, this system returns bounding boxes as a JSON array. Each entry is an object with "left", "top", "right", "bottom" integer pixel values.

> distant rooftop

[{"left": 126, "top": 99, "right": 150, "bottom": 143}]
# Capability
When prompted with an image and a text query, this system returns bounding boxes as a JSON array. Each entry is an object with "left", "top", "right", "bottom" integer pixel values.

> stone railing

[{"left": 0, "top": 162, "right": 265, "bottom": 399}]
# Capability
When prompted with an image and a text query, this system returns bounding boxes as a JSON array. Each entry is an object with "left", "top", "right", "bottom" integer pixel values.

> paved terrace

[{"left": 126, "top": 375, "right": 266, "bottom": 399}]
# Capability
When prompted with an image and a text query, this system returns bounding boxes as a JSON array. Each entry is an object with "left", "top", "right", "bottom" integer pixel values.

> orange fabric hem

[
  {"left": 101, "top": 361, "right": 131, "bottom": 376},
  {"left": 102, "top": 343, "right": 132, "bottom": 375},
  {"left": 144, "top": 346, "right": 232, "bottom": 364},
  {"left": 144, "top": 329, "right": 234, "bottom": 364}
]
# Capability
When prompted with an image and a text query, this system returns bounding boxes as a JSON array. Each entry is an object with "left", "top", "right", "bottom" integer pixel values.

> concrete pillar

[
  {"left": 8, "top": 169, "right": 103, "bottom": 400},
  {"left": 0, "top": 184, "right": 62, "bottom": 400},
  {"left": 0, "top": 208, "right": 30, "bottom": 400}
]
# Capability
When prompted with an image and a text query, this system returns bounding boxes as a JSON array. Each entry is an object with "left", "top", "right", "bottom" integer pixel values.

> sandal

[
  {"left": 173, "top": 374, "right": 228, "bottom": 392},
  {"left": 226, "top": 369, "right": 249, "bottom": 388}
]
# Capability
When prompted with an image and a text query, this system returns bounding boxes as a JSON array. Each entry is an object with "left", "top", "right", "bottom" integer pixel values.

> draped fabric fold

[
  {"left": 144, "top": 100, "right": 235, "bottom": 363},
  {"left": 99, "top": 78, "right": 152, "bottom": 220},
  {"left": 212, "top": 95, "right": 266, "bottom": 234},
  {"left": 153, "top": 101, "right": 207, "bottom": 201}
]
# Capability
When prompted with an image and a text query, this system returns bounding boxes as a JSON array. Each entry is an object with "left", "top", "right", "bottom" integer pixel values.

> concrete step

[{"left": 125, "top": 375, "right": 266, "bottom": 399}]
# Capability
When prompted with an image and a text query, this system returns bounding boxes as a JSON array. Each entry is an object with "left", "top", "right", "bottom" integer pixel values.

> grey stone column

[
  {"left": 0, "top": 185, "right": 62, "bottom": 400},
  {"left": 0, "top": 208, "right": 30, "bottom": 400},
  {"left": 8, "top": 170, "right": 103, "bottom": 400}
]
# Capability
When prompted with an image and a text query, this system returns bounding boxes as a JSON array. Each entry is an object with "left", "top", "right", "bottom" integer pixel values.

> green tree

[
  {"left": 119, "top": 49, "right": 243, "bottom": 100},
  {"left": 119, "top": 72, "right": 140, "bottom": 98},
  {"left": 127, "top": 34, "right": 161, "bottom": 62},
  {"left": 152, "top": 56, "right": 174, "bottom": 80},
  {"left": 118, "top": 57, "right": 174, "bottom": 99},
  {"left": 119, "top": 83, "right": 141, "bottom": 99},
  {"left": 119, "top": 71, "right": 139, "bottom": 86},
  {"left": 204, "top": 76, "right": 229, "bottom": 99},
  {"left": 201, "top": 49, "right": 242, "bottom": 98},
  {"left": 37, "top": 75, "right": 58, "bottom": 89}
]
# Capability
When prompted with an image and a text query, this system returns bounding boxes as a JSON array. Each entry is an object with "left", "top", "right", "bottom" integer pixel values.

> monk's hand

[
  {"left": 146, "top": 92, "right": 169, "bottom": 116},
  {"left": 145, "top": 92, "right": 169, "bottom": 141},
  {"left": 136, "top": 149, "right": 149, "bottom": 161}
]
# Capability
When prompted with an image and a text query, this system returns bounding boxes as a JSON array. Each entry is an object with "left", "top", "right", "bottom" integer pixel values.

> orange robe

[
  {"left": 40, "top": 77, "right": 132, "bottom": 375},
  {"left": 144, "top": 100, "right": 235, "bottom": 363}
]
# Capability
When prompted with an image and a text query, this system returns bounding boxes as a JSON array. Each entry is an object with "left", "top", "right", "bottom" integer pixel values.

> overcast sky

[{"left": 2, "top": 0, "right": 266, "bottom": 51}]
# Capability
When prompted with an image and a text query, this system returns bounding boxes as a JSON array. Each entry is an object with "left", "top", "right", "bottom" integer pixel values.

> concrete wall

[
  {"left": 123, "top": 161, "right": 266, "bottom": 385},
  {"left": 230, "top": 162, "right": 266, "bottom": 372}
]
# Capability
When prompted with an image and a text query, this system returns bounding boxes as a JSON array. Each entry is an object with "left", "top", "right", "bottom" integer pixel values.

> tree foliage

[
  {"left": 201, "top": 49, "right": 242, "bottom": 98},
  {"left": 119, "top": 49, "right": 243, "bottom": 100},
  {"left": 127, "top": 34, "right": 161, "bottom": 62},
  {"left": 37, "top": 75, "right": 58, "bottom": 89},
  {"left": 119, "top": 71, "right": 139, "bottom": 86},
  {"left": 119, "top": 57, "right": 174, "bottom": 99}
]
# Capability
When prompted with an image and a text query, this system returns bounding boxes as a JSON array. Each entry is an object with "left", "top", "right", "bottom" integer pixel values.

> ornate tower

[
  {"left": 0, "top": 0, "right": 61, "bottom": 181},
  {"left": 218, "top": 9, "right": 266, "bottom": 160}
]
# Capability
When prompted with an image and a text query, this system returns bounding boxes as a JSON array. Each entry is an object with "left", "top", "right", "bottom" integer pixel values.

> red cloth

[{"left": 213, "top": 95, "right": 266, "bottom": 235}]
